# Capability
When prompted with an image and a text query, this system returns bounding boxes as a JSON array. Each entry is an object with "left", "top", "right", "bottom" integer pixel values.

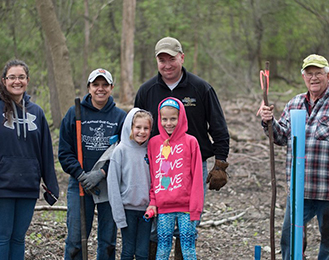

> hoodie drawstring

[
  {"left": 22, "top": 98, "right": 27, "bottom": 139},
  {"left": 11, "top": 100, "right": 20, "bottom": 139},
  {"left": 11, "top": 99, "right": 27, "bottom": 140}
]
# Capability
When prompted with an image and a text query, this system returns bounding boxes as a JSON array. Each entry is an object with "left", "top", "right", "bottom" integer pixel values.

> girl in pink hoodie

[{"left": 146, "top": 97, "right": 204, "bottom": 260}]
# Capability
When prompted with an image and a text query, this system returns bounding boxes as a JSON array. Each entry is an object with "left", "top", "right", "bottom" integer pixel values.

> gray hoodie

[{"left": 107, "top": 108, "right": 151, "bottom": 228}]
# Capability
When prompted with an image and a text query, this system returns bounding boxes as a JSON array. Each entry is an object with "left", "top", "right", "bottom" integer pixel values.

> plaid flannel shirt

[{"left": 263, "top": 87, "right": 329, "bottom": 201}]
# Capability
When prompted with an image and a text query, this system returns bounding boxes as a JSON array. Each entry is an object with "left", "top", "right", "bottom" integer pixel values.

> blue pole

[
  {"left": 290, "top": 110, "right": 306, "bottom": 260},
  {"left": 254, "top": 245, "right": 261, "bottom": 260},
  {"left": 291, "top": 136, "right": 297, "bottom": 259}
]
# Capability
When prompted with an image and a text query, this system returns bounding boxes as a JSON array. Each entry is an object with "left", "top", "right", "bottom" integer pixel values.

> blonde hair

[{"left": 129, "top": 110, "right": 153, "bottom": 140}]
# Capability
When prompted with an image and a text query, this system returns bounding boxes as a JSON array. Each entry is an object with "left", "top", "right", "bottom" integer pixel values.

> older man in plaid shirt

[{"left": 260, "top": 54, "right": 329, "bottom": 260}]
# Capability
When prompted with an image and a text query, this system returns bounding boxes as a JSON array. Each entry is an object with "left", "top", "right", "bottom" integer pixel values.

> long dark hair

[{"left": 0, "top": 59, "right": 29, "bottom": 120}]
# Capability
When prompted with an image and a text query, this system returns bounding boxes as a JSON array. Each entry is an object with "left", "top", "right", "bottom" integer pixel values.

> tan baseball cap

[
  {"left": 155, "top": 37, "right": 183, "bottom": 57},
  {"left": 301, "top": 54, "right": 329, "bottom": 70}
]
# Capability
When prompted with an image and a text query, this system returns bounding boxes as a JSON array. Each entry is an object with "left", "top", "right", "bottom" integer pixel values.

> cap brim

[
  {"left": 88, "top": 75, "right": 112, "bottom": 85},
  {"left": 156, "top": 49, "right": 179, "bottom": 57},
  {"left": 302, "top": 63, "right": 326, "bottom": 70}
]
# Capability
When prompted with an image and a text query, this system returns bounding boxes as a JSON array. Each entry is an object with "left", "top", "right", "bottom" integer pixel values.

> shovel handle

[{"left": 75, "top": 97, "right": 88, "bottom": 260}]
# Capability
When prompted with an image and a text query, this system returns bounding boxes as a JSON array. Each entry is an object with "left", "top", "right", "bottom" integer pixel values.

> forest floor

[{"left": 25, "top": 98, "right": 321, "bottom": 260}]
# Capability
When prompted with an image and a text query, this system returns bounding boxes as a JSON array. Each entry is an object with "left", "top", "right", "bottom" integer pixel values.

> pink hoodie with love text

[{"left": 147, "top": 97, "right": 204, "bottom": 221}]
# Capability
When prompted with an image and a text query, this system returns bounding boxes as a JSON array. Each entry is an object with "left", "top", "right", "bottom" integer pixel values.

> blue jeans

[
  {"left": 149, "top": 161, "right": 207, "bottom": 243},
  {"left": 120, "top": 209, "right": 152, "bottom": 260},
  {"left": 281, "top": 197, "right": 329, "bottom": 260},
  {"left": 64, "top": 177, "right": 117, "bottom": 260},
  {"left": 157, "top": 213, "right": 197, "bottom": 260},
  {"left": 0, "top": 198, "right": 36, "bottom": 260}
]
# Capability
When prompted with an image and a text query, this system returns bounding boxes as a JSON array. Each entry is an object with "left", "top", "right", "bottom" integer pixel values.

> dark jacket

[
  {"left": 135, "top": 67, "right": 229, "bottom": 161},
  {"left": 0, "top": 93, "right": 59, "bottom": 199},
  {"left": 58, "top": 94, "right": 126, "bottom": 179}
]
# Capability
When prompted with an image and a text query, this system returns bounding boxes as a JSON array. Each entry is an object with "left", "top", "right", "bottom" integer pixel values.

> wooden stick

[{"left": 262, "top": 61, "right": 276, "bottom": 260}]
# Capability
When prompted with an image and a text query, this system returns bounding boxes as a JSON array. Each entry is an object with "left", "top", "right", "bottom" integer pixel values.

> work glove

[
  {"left": 43, "top": 192, "right": 58, "bottom": 206},
  {"left": 77, "top": 170, "right": 104, "bottom": 191},
  {"left": 42, "top": 185, "right": 58, "bottom": 206},
  {"left": 206, "top": 160, "right": 229, "bottom": 191}
]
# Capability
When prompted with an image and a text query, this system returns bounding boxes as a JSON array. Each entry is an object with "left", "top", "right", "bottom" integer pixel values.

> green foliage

[
  {"left": 0, "top": 0, "right": 328, "bottom": 119},
  {"left": 28, "top": 232, "right": 43, "bottom": 245},
  {"left": 52, "top": 211, "right": 66, "bottom": 223},
  {"left": 0, "top": 0, "right": 44, "bottom": 66},
  {"left": 33, "top": 84, "right": 52, "bottom": 125},
  {"left": 41, "top": 211, "right": 66, "bottom": 224}
]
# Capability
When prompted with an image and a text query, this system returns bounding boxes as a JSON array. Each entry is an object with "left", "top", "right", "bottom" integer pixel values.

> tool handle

[{"left": 75, "top": 97, "right": 81, "bottom": 121}]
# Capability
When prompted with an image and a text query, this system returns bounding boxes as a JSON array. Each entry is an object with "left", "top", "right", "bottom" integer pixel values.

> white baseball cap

[{"left": 87, "top": 68, "right": 113, "bottom": 85}]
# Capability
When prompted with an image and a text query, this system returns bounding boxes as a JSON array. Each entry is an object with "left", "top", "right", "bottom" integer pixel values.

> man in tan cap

[
  {"left": 135, "top": 36, "right": 230, "bottom": 259},
  {"left": 260, "top": 54, "right": 329, "bottom": 260}
]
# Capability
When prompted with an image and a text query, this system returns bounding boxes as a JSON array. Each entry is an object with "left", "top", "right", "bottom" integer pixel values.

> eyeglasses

[
  {"left": 5, "top": 75, "right": 28, "bottom": 81},
  {"left": 304, "top": 72, "right": 326, "bottom": 79}
]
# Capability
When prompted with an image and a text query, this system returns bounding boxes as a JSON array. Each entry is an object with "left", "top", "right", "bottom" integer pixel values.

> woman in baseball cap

[{"left": 59, "top": 67, "right": 127, "bottom": 259}]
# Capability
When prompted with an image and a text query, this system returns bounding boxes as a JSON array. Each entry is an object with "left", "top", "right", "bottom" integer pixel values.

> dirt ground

[{"left": 25, "top": 98, "right": 321, "bottom": 260}]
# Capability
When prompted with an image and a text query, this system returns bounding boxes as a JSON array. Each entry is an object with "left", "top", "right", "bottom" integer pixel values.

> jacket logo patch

[
  {"left": 3, "top": 112, "right": 37, "bottom": 131},
  {"left": 182, "top": 97, "right": 196, "bottom": 107}
]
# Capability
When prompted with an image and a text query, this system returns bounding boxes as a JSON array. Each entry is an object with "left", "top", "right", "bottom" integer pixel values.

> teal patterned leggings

[{"left": 156, "top": 212, "right": 197, "bottom": 260}]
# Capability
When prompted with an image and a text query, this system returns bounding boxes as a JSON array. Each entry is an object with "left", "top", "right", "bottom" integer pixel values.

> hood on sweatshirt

[
  {"left": 157, "top": 97, "right": 188, "bottom": 142},
  {"left": 121, "top": 107, "right": 153, "bottom": 149}
]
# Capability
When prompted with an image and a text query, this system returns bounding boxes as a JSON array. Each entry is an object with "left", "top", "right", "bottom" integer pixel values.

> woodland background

[{"left": 1, "top": 0, "right": 329, "bottom": 127}]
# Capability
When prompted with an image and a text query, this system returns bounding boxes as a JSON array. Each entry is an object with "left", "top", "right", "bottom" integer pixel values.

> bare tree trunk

[
  {"left": 45, "top": 39, "right": 61, "bottom": 128},
  {"left": 120, "top": 0, "right": 136, "bottom": 105},
  {"left": 80, "top": 0, "right": 90, "bottom": 97},
  {"left": 36, "top": 0, "right": 75, "bottom": 120}
]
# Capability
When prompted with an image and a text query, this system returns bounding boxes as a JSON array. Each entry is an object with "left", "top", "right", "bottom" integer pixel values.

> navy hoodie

[
  {"left": 58, "top": 94, "right": 126, "bottom": 180},
  {"left": 0, "top": 93, "right": 59, "bottom": 199}
]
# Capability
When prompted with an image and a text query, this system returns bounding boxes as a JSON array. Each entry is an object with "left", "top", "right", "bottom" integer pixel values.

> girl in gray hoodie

[{"left": 108, "top": 108, "right": 153, "bottom": 259}]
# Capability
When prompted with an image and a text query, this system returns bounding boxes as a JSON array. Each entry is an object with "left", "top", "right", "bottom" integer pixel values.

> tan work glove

[{"left": 206, "top": 160, "right": 229, "bottom": 191}]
